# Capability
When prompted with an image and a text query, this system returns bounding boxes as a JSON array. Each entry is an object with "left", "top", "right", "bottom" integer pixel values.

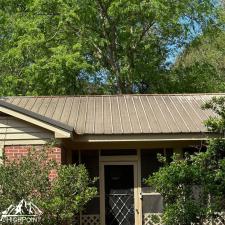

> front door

[{"left": 100, "top": 162, "right": 138, "bottom": 225}]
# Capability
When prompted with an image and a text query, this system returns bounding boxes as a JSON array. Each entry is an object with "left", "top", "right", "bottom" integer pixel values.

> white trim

[
  {"left": 74, "top": 133, "right": 217, "bottom": 142},
  {"left": 100, "top": 155, "right": 138, "bottom": 162},
  {"left": 3, "top": 140, "right": 50, "bottom": 145},
  {"left": 142, "top": 192, "right": 161, "bottom": 196},
  {"left": 137, "top": 149, "right": 142, "bottom": 225},
  {"left": 0, "top": 106, "right": 71, "bottom": 138}
]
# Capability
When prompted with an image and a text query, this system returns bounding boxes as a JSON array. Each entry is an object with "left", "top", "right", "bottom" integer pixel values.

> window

[
  {"left": 72, "top": 150, "right": 100, "bottom": 215},
  {"left": 141, "top": 148, "right": 173, "bottom": 214}
]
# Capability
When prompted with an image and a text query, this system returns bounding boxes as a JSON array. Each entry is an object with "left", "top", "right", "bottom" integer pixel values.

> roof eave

[
  {"left": 73, "top": 132, "right": 220, "bottom": 142},
  {"left": 0, "top": 100, "right": 73, "bottom": 138}
]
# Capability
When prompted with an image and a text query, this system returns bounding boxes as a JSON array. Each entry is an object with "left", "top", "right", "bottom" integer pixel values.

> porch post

[{"left": 137, "top": 149, "right": 143, "bottom": 225}]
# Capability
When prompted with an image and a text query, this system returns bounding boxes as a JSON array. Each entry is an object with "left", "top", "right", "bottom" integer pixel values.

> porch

[{"left": 62, "top": 139, "right": 202, "bottom": 225}]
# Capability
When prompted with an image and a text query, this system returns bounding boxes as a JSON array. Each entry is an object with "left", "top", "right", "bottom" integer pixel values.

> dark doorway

[{"left": 104, "top": 165, "right": 135, "bottom": 225}]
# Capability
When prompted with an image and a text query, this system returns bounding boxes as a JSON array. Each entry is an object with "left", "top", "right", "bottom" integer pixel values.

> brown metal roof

[{"left": 0, "top": 94, "right": 222, "bottom": 135}]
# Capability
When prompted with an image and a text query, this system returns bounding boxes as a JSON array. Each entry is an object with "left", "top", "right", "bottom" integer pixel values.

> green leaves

[
  {"left": 0, "top": 146, "right": 97, "bottom": 225},
  {"left": 172, "top": 25, "right": 225, "bottom": 93},
  {"left": 203, "top": 97, "right": 225, "bottom": 133},
  {"left": 0, "top": 0, "right": 219, "bottom": 95},
  {"left": 0, "top": 0, "right": 91, "bottom": 96},
  {"left": 39, "top": 164, "right": 97, "bottom": 224},
  {"left": 0, "top": 146, "right": 54, "bottom": 205},
  {"left": 146, "top": 140, "right": 225, "bottom": 224}
]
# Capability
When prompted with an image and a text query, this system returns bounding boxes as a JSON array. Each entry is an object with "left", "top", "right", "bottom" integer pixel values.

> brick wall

[
  {"left": 4, "top": 146, "right": 30, "bottom": 161},
  {"left": 4, "top": 145, "right": 62, "bottom": 180},
  {"left": 48, "top": 147, "right": 62, "bottom": 180}
]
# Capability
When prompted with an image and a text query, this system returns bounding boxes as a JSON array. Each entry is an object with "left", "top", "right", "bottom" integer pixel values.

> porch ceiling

[{"left": 0, "top": 94, "right": 222, "bottom": 135}]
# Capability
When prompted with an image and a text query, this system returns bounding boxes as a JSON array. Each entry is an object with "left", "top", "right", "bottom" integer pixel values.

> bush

[
  {"left": 0, "top": 145, "right": 97, "bottom": 225},
  {"left": 146, "top": 141, "right": 225, "bottom": 224}
]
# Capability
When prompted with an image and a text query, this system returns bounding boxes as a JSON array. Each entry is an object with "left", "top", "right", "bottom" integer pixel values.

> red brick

[{"left": 4, "top": 145, "right": 62, "bottom": 180}]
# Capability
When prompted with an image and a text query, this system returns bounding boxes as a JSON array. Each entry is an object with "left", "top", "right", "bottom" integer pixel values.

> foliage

[
  {"left": 168, "top": 62, "right": 225, "bottom": 93},
  {"left": 40, "top": 164, "right": 98, "bottom": 224},
  {"left": 146, "top": 97, "right": 225, "bottom": 225},
  {"left": 0, "top": 0, "right": 218, "bottom": 95},
  {"left": 203, "top": 96, "right": 225, "bottom": 133},
  {"left": 172, "top": 9, "right": 225, "bottom": 93},
  {"left": 0, "top": 146, "right": 97, "bottom": 225}
]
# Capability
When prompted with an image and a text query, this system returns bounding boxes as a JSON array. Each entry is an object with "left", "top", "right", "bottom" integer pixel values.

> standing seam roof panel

[
  {"left": 103, "top": 96, "right": 113, "bottom": 134},
  {"left": 125, "top": 96, "right": 141, "bottom": 133},
  {"left": 75, "top": 97, "right": 88, "bottom": 134},
  {"left": 164, "top": 96, "right": 190, "bottom": 133},
  {"left": 161, "top": 96, "right": 182, "bottom": 133},
  {"left": 183, "top": 96, "right": 206, "bottom": 132},
  {"left": 116, "top": 96, "right": 124, "bottom": 133},
  {"left": 140, "top": 96, "right": 160, "bottom": 133},
  {"left": 44, "top": 97, "right": 59, "bottom": 119},
  {"left": 38, "top": 98, "right": 52, "bottom": 115},
  {"left": 0, "top": 94, "right": 224, "bottom": 135},
  {"left": 30, "top": 98, "right": 44, "bottom": 114},
  {"left": 52, "top": 98, "right": 66, "bottom": 122},
  {"left": 23, "top": 97, "right": 37, "bottom": 111},
  {"left": 94, "top": 96, "right": 104, "bottom": 134},
  {"left": 172, "top": 96, "right": 197, "bottom": 132},
  {"left": 18, "top": 98, "right": 29, "bottom": 108},
  {"left": 158, "top": 96, "right": 180, "bottom": 133},
  {"left": 133, "top": 96, "right": 151, "bottom": 133},
  {"left": 191, "top": 96, "right": 210, "bottom": 121},
  {"left": 138, "top": 96, "right": 152, "bottom": 133},
  {"left": 11, "top": 97, "right": 22, "bottom": 106},
  {"left": 85, "top": 97, "right": 95, "bottom": 134},
  {"left": 147, "top": 96, "right": 169, "bottom": 133},
  {"left": 118, "top": 96, "right": 132, "bottom": 133},
  {"left": 111, "top": 97, "right": 123, "bottom": 134},
  {"left": 68, "top": 97, "right": 81, "bottom": 128},
  {"left": 60, "top": 97, "right": 74, "bottom": 124}
]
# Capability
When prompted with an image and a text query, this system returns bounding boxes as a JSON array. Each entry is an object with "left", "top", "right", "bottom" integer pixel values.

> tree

[
  {"left": 0, "top": 0, "right": 218, "bottom": 95},
  {"left": 171, "top": 6, "right": 225, "bottom": 93},
  {"left": 0, "top": 145, "right": 97, "bottom": 225},
  {"left": 146, "top": 97, "right": 225, "bottom": 225},
  {"left": 168, "top": 61, "right": 225, "bottom": 93}
]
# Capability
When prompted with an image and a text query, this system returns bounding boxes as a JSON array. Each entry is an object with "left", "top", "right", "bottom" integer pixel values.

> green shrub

[{"left": 0, "top": 146, "right": 97, "bottom": 225}]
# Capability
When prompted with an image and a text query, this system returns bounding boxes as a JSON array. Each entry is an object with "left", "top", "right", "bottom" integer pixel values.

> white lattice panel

[
  {"left": 81, "top": 214, "right": 100, "bottom": 225},
  {"left": 212, "top": 216, "right": 225, "bottom": 225},
  {"left": 143, "top": 213, "right": 225, "bottom": 225},
  {"left": 202, "top": 212, "right": 225, "bottom": 225},
  {"left": 75, "top": 212, "right": 225, "bottom": 225},
  {"left": 74, "top": 215, "right": 80, "bottom": 225},
  {"left": 143, "top": 213, "right": 163, "bottom": 225},
  {"left": 73, "top": 214, "right": 100, "bottom": 225}
]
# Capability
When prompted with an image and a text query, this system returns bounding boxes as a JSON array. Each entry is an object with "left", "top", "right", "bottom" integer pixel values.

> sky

[{"left": 166, "top": 17, "right": 203, "bottom": 65}]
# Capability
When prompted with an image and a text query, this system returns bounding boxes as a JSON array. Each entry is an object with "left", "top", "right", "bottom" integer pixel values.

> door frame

[{"left": 99, "top": 155, "right": 141, "bottom": 225}]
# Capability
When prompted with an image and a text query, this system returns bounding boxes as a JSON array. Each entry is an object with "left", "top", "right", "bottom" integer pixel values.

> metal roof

[{"left": 0, "top": 94, "right": 221, "bottom": 135}]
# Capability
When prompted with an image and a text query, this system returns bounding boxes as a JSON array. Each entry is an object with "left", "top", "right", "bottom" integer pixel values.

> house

[{"left": 0, "top": 94, "right": 221, "bottom": 225}]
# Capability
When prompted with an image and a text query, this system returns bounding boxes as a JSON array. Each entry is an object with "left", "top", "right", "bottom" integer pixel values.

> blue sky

[{"left": 166, "top": 17, "right": 203, "bottom": 65}]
